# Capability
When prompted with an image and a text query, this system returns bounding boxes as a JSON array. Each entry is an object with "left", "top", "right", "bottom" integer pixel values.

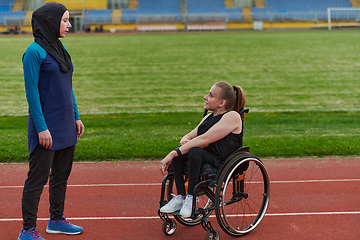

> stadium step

[
  {"left": 23, "top": 11, "right": 33, "bottom": 26},
  {"left": 255, "top": 0, "right": 266, "bottom": 8},
  {"left": 225, "top": 0, "right": 235, "bottom": 8},
  {"left": 242, "top": 7, "right": 253, "bottom": 21},
  {"left": 112, "top": 9, "right": 122, "bottom": 24},
  {"left": 12, "top": 0, "right": 23, "bottom": 11},
  {"left": 128, "top": 0, "right": 138, "bottom": 9},
  {"left": 349, "top": 0, "right": 360, "bottom": 7}
]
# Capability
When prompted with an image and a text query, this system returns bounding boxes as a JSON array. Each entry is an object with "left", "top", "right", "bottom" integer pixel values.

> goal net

[{"left": 327, "top": 7, "right": 360, "bottom": 30}]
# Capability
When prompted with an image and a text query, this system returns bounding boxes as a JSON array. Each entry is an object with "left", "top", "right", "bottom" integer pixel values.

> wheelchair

[{"left": 158, "top": 108, "right": 270, "bottom": 239}]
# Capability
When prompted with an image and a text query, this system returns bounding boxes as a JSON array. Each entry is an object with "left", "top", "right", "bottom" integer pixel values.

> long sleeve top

[{"left": 23, "top": 42, "right": 80, "bottom": 154}]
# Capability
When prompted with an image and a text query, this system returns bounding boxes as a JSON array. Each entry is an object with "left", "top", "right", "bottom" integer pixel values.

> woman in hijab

[{"left": 19, "top": 2, "right": 84, "bottom": 240}]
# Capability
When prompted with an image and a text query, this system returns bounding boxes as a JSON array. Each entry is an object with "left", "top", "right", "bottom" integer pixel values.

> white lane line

[
  {"left": 0, "top": 183, "right": 162, "bottom": 189},
  {"left": 265, "top": 211, "right": 360, "bottom": 216},
  {"left": 271, "top": 179, "right": 360, "bottom": 183},
  {"left": 1, "top": 179, "right": 360, "bottom": 189},
  {"left": 1, "top": 211, "right": 360, "bottom": 222}
]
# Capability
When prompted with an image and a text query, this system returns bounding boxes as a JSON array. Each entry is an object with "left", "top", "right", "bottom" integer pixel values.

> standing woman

[{"left": 20, "top": 2, "right": 84, "bottom": 240}]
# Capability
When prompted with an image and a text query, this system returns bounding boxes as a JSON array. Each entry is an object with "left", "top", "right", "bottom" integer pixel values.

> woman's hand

[
  {"left": 160, "top": 150, "right": 177, "bottom": 175},
  {"left": 76, "top": 120, "right": 84, "bottom": 137},
  {"left": 180, "top": 134, "right": 191, "bottom": 146},
  {"left": 38, "top": 130, "right": 52, "bottom": 149}
]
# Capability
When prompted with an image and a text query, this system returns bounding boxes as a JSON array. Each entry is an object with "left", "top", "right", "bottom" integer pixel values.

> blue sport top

[{"left": 23, "top": 42, "right": 80, "bottom": 155}]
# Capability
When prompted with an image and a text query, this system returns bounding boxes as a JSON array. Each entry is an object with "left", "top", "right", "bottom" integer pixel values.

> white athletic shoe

[
  {"left": 160, "top": 194, "right": 184, "bottom": 213},
  {"left": 180, "top": 195, "right": 193, "bottom": 218}
]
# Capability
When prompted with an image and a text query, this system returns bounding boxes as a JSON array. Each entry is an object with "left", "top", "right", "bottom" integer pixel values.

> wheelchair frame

[{"left": 158, "top": 108, "right": 270, "bottom": 239}]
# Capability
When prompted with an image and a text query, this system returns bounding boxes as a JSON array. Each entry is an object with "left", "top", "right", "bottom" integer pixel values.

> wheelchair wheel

[
  {"left": 165, "top": 175, "right": 213, "bottom": 226},
  {"left": 162, "top": 219, "right": 177, "bottom": 235},
  {"left": 215, "top": 155, "right": 270, "bottom": 236}
]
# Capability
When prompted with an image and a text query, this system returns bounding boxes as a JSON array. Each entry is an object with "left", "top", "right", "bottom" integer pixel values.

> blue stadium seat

[
  {"left": 122, "top": 0, "right": 182, "bottom": 23},
  {"left": 121, "top": 8, "right": 137, "bottom": 22},
  {"left": 84, "top": 9, "right": 113, "bottom": 22},
  {"left": 251, "top": 0, "right": 354, "bottom": 21},
  {"left": 187, "top": 0, "right": 243, "bottom": 20},
  {"left": 137, "top": 0, "right": 180, "bottom": 14},
  {"left": 0, "top": 0, "right": 15, "bottom": 12},
  {"left": 0, "top": 10, "right": 26, "bottom": 24}
]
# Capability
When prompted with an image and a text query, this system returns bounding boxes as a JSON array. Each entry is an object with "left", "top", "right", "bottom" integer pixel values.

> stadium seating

[
  {"left": 43, "top": 0, "right": 107, "bottom": 11},
  {"left": 54, "top": 0, "right": 360, "bottom": 31},
  {"left": 0, "top": 0, "right": 26, "bottom": 25},
  {"left": 121, "top": 8, "right": 137, "bottom": 22},
  {"left": 137, "top": 0, "right": 180, "bottom": 14},
  {"left": 83, "top": 0, "right": 245, "bottom": 25},
  {"left": 251, "top": 0, "right": 355, "bottom": 21},
  {"left": 187, "top": 0, "right": 243, "bottom": 20},
  {"left": 0, "top": 0, "right": 14, "bottom": 12},
  {"left": 84, "top": 9, "right": 113, "bottom": 23},
  {"left": 121, "top": 0, "right": 182, "bottom": 23}
]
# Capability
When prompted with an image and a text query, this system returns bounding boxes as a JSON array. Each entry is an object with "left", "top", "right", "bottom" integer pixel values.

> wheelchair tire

[
  {"left": 215, "top": 154, "right": 270, "bottom": 237},
  {"left": 162, "top": 219, "right": 177, "bottom": 235},
  {"left": 165, "top": 175, "right": 213, "bottom": 226}
]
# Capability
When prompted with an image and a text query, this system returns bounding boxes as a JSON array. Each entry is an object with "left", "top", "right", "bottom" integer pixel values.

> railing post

[{"left": 327, "top": 7, "right": 331, "bottom": 30}]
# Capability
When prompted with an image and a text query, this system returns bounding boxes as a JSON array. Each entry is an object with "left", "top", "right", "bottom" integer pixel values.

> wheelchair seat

[{"left": 199, "top": 164, "right": 218, "bottom": 178}]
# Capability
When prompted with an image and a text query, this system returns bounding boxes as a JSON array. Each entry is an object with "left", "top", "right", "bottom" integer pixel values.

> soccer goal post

[{"left": 327, "top": 7, "right": 360, "bottom": 30}]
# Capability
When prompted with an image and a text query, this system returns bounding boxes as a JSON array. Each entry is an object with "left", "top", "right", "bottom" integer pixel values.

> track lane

[{"left": 1, "top": 158, "right": 359, "bottom": 239}]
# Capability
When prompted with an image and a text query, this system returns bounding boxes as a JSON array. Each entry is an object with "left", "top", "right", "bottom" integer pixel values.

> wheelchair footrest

[
  {"left": 158, "top": 209, "right": 172, "bottom": 222},
  {"left": 171, "top": 210, "right": 181, "bottom": 216}
]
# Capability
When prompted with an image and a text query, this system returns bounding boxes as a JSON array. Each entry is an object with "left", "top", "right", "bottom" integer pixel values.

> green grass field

[{"left": 0, "top": 30, "right": 359, "bottom": 162}]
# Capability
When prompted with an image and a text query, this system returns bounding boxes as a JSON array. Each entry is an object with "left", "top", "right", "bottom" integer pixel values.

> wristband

[{"left": 174, "top": 147, "right": 182, "bottom": 157}]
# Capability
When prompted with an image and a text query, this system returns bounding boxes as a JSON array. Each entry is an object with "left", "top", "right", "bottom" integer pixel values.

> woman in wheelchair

[{"left": 159, "top": 81, "right": 246, "bottom": 218}]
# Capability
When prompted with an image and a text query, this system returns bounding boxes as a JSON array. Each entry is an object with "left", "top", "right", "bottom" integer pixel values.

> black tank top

[{"left": 197, "top": 111, "right": 243, "bottom": 166}]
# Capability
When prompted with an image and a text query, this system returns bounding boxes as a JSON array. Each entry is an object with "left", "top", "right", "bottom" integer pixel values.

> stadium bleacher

[
  {"left": 121, "top": 8, "right": 137, "bottom": 22},
  {"left": 251, "top": 0, "right": 355, "bottom": 21},
  {"left": 79, "top": 0, "right": 360, "bottom": 32},
  {"left": 84, "top": 9, "right": 113, "bottom": 23},
  {"left": 0, "top": 0, "right": 14, "bottom": 11},
  {"left": 0, "top": 0, "right": 26, "bottom": 25},
  {"left": 1, "top": 0, "right": 360, "bottom": 33},
  {"left": 121, "top": 0, "right": 181, "bottom": 23},
  {"left": 187, "top": 0, "right": 242, "bottom": 20}
]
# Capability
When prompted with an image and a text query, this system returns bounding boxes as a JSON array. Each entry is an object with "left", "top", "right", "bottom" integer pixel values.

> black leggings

[
  {"left": 172, "top": 147, "right": 219, "bottom": 196},
  {"left": 21, "top": 145, "right": 75, "bottom": 230}
]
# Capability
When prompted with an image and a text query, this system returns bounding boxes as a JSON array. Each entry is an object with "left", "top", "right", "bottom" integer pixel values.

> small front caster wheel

[
  {"left": 162, "top": 219, "right": 177, "bottom": 235},
  {"left": 206, "top": 229, "right": 220, "bottom": 240}
]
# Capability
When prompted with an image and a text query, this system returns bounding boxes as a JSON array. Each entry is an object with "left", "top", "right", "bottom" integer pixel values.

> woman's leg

[
  {"left": 171, "top": 155, "right": 187, "bottom": 196},
  {"left": 187, "top": 147, "right": 218, "bottom": 196},
  {"left": 22, "top": 146, "right": 54, "bottom": 230},
  {"left": 159, "top": 155, "right": 189, "bottom": 213},
  {"left": 48, "top": 145, "right": 75, "bottom": 221}
]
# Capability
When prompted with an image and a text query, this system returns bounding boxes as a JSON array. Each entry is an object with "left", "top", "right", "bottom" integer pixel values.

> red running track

[{"left": 1, "top": 158, "right": 360, "bottom": 240}]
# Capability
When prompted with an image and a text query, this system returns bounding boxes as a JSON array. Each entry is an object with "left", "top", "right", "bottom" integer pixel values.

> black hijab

[{"left": 32, "top": 2, "right": 72, "bottom": 72}]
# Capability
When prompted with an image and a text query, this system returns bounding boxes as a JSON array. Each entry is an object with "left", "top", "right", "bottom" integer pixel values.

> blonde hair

[{"left": 215, "top": 82, "right": 246, "bottom": 119}]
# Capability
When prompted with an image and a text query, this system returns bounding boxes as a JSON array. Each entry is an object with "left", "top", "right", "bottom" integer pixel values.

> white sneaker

[
  {"left": 160, "top": 195, "right": 184, "bottom": 213},
  {"left": 180, "top": 195, "right": 193, "bottom": 218}
]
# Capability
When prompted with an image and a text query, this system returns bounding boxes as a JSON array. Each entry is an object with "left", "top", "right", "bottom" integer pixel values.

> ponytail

[
  {"left": 215, "top": 82, "right": 246, "bottom": 120},
  {"left": 232, "top": 85, "right": 246, "bottom": 120}
]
